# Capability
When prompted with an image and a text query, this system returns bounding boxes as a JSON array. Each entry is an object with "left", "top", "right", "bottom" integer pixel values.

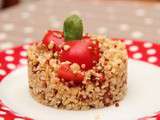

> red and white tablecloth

[{"left": 0, "top": 39, "right": 160, "bottom": 120}]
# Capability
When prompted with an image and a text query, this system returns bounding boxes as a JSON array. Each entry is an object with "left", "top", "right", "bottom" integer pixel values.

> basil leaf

[{"left": 63, "top": 15, "right": 83, "bottom": 41}]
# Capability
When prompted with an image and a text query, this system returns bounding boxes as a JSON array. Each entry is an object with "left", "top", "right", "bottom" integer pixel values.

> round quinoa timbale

[{"left": 27, "top": 36, "right": 128, "bottom": 110}]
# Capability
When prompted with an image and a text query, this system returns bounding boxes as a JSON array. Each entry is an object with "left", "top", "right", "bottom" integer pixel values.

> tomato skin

[
  {"left": 42, "top": 30, "right": 64, "bottom": 51},
  {"left": 59, "top": 36, "right": 100, "bottom": 70},
  {"left": 58, "top": 64, "right": 84, "bottom": 83},
  {"left": 43, "top": 31, "right": 101, "bottom": 82},
  {"left": 43, "top": 31, "right": 100, "bottom": 70}
]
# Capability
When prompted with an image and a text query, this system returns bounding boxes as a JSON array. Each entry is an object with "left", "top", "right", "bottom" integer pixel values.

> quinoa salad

[{"left": 27, "top": 15, "right": 128, "bottom": 110}]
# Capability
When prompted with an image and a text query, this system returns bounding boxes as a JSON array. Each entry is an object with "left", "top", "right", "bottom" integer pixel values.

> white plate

[{"left": 0, "top": 59, "right": 160, "bottom": 120}]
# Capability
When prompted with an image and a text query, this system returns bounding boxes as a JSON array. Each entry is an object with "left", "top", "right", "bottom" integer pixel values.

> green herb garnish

[{"left": 63, "top": 15, "right": 83, "bottom": 41}]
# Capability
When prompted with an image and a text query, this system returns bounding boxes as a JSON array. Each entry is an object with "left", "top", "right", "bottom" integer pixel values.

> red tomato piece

[
  {"left": 42, "top": 30, "right": 64, "bottom": 51},
  {"left": 58, "top": 64, "right": 84, "bottom": 82},
  {"left": 59, "top": 36, "right": 100, "bottom": 70}
]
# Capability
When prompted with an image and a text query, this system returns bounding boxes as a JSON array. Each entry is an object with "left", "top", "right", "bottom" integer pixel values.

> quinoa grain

[{"left": 28, "top": 35, "right": 128, "bottom": 110}]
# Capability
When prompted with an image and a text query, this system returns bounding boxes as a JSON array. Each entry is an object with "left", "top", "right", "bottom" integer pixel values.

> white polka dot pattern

[
  {"left": 144, "top": 18, "right": 153, "bottom": 25},
  {"left": 23, "top": 45, "right": 31, "bottom": 50},
  {"left": 131, "top": 31, "right": 143, "bottom": 39},
  {"left": 129, "top": 45, "right": 139, "bottom": 52},
  {"left": 21, "top": 12, "right": 30, "bottom": 19},
  {"left": 135, "top": 9, "right": 145, "bottom": 16},
  {"left": 3, "top": 23, "right": 14, "bottom": 31},
  {"left": 157, "top": 29, "right": 160, "bottom": 34},
  {"left": 124, "top": 40, "right": 133, "bottom": 45},
  {"left": 24, "top": 27, "right": 34, "bottom": 34},
  {"left": 5, "top": 49, "right": 14, "bottom": 54},
  {"left": 97, "top": 27, "right": 107, "bottom": 35},
  {"left": 69, "top": 10, "right": 81, "bottom": 15},
  {"left": 24, "top": 38, "right": 33, "bottom": 43},
  {"left": 119, "top": 24, "right": 129, "bottom": 31},
  {"left": 0, "top": 42, "right": 13, "bottom": 49},
  {"left": 7, "top": 63, "right": 16, "bottom": 69},
  {"left": 148, "top": 56, "right": 158, "bottom": 63},
  {"left": 0, "top": 32, "right": 7, "bottom": 41},
  {"left": 133, "top": 53, "right": 142, "bottom": 59},
  {"left": 0, "top": 40, "right": 159, "bottom": 120},
  {"left": 19, "top": 59, "right": 27, "bottom": 64},
  {"left": 105, "top": 7, "right": 115, "bottom": 12},
  {"left": 0, "top": 69, "right": 6, "bottom": 75},
  {"left": 20, "top": 51, "right": 27, "bottom": 57},
  {"left": 27, "top": 4, "right": 36, "bottom": 12},
  {"left": 144, "top": 42, "right": 153, "bottom": 48},
  {"left": 5, "top": 56, "right": 14, "bottom": 62},
  {"left": 1, "top": 0, "right": 160, "bottom": 52},
  {"left": 147, "top": 49, "right": 156, "bottom": 55}
]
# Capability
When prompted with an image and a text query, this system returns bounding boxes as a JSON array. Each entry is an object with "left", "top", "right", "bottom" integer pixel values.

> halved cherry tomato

[
  {"left": 42, "top": 30, "right": 64, "bottom": 51},
  {"left": 59, "top": 36, "right": 99, "bottom": 70},
  {"left": 58, "top": 64, "right": 84, "bottom": 83}
]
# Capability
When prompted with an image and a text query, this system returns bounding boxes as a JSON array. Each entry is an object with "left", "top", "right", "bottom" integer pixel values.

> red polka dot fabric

[{"left": 0, "top": 40, "right": 159, "bottom": 120}]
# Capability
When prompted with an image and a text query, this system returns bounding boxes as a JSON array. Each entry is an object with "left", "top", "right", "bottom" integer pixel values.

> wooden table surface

[{"left": 0, "top": 0, "right": 160, "bottom": 50}]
